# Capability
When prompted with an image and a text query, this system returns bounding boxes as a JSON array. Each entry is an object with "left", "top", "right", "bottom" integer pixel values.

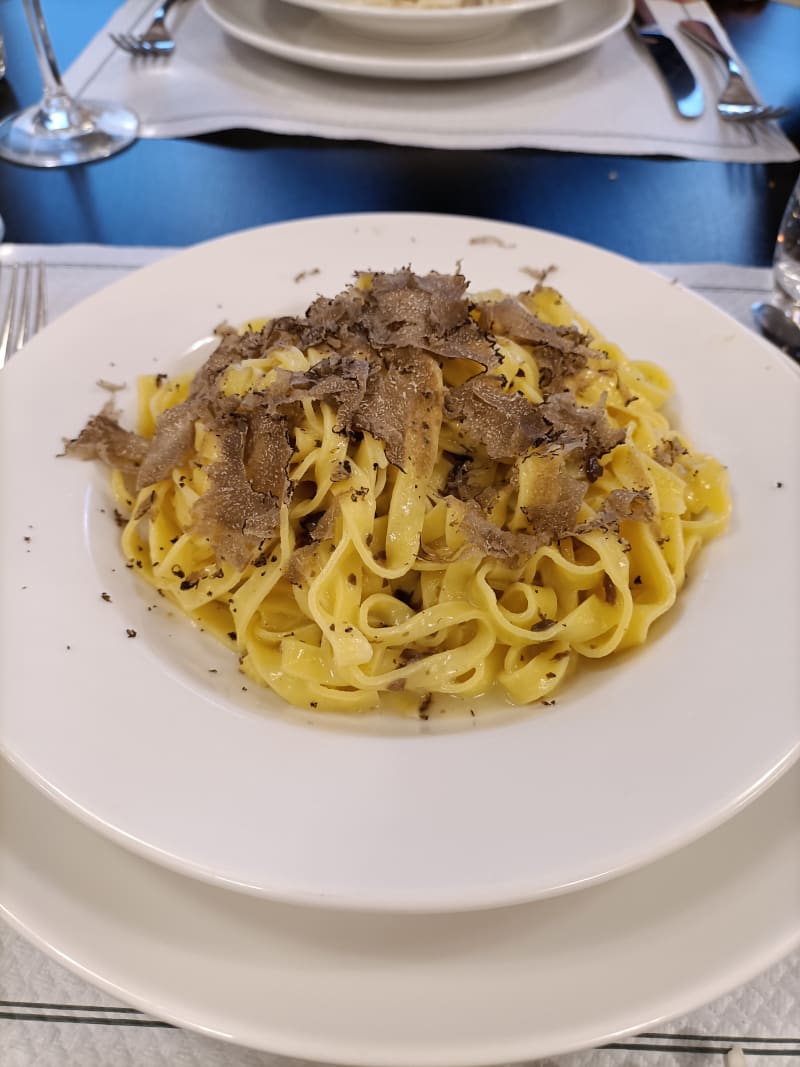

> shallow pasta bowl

[{"left": 0, "top": 212, "right": 798, "bottom": 913}]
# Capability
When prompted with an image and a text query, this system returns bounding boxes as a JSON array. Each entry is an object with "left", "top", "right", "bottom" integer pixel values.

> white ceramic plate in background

[
  {"left": 201, "top": 0, "right": 632, "bottom": 80},
  {"left": 268, "top": 0, "right": 564, "bottom": 45},
  {"left": 1, "top": 757, "right": 798, "bottom": 1064},
  {"left": 1, "top": 213, "right": 798, "bottom": 913}
]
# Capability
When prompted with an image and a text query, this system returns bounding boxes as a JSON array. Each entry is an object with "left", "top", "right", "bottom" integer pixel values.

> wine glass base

[{"left": 0, "top": 100, "right": 138, "bottom": 168}]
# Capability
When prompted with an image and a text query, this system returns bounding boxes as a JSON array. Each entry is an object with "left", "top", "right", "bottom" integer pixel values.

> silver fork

[
  {"left": 0, "top": 263, "right": 48, "bottom": 368},
  {"left": 110, "top": 0, "right": 182, "bottom": 57},
  {"left": 678, "top": 20, "right": 791, "bottom": 123}
]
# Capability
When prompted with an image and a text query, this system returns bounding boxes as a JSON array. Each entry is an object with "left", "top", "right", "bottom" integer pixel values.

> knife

[{"left": 631, "top": 0, "right": 704, "bottom": 120}]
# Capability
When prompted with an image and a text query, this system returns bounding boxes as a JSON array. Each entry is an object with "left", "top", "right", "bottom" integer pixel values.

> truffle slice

[
  {"left": 444, "top": 375, "right": 550, "bottom": 461},
  {"left": 475, "top": 296, "right": 592, "bottom": 392},
  {"left": 264, "top": 271, "right": 498, "bottom": 370},
  {"left": 268, "top": 354, "right": 372, "bottom": 429},
  {"left": 519, "top": 454, "right": 587, "bottom": 543},
  {"left": 353, "top": 347, "right": 443, "bottom": 471},
  {"left": 191, "top": 416, "right": 286, "bottom": 569},
  {"left": 575, "top": 488, "right": 655, "bottom": 534},
  {"left": 136, "top": 330, "right": 246, "bottom": 490},
  {"left": 540, "top": 392, "right": 626, "bottom": 479},
  {"left": 63, "top": 408, "right": 148, "bottom": 476},
  {"left": 453, "top": 499, "right": 545, "bottom": 562}
]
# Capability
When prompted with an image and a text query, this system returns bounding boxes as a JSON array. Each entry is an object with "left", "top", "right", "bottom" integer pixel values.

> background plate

[
  {"left": 201, "top": 0, "right": 632, "bottom": 80},
  {"left": 0, "top": 213, "right": 798, "bottom": 912},
  {"left": 271, "top": 0, "right": 566, "bottom": 46}
]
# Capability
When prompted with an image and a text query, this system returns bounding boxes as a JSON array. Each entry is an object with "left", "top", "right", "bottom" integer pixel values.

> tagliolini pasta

[{"left": 68, "top": 270, "right": 730, "bottom": 714}]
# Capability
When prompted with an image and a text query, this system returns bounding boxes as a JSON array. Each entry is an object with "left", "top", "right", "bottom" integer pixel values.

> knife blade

[{"left": 631, "top": 0, "right": 704, "bottom": 120}]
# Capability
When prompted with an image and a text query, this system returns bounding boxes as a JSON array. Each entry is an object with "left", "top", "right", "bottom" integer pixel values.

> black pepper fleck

[{"left": 126, "top": 629, "right": 137, "bottom": 638}]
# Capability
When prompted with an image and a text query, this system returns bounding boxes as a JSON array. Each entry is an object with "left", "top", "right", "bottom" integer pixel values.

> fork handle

[
  {"left": 678, "top": 19, "right": 742, "bottom": 78},
  {"left": 153, "top": 0, "right": 181, "bottom": 21}
]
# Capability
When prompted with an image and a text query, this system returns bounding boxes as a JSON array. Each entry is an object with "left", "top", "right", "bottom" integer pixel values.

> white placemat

[
  {"left": 0, "top": 242, "right": 798, "bottom": 1066},
  {"left": 61, "top": 0, "right": 799, "bottom": 160}
]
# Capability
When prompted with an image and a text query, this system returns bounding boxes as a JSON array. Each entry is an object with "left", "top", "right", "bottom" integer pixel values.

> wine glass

[
  {"left": 774, "top": 175, "right": 800, "bottom": 309},
  {"left": 0, "top": 0, "right": 138, "bottom": 167},
  {"left": 752, "top": 175, "right": 800, "bottom": 358}
]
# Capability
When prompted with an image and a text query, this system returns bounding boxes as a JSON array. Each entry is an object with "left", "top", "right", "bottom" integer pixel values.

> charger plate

[{"left": 1, "top": 757, "right": 798, "bottom": 1064}]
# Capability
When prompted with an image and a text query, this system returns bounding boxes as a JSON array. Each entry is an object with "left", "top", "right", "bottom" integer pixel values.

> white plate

[
  {"left": 201, "top": 0, "right": 632, "bottom": 80},
  {"left": 273, "top": 0, "right": 565, "bottom": 46},
  {"left": 1, "top": 213, "right": 799, "bottom": 913},
  {"left": 1, "top": 756, "right": 798, "bottom": 1065}
]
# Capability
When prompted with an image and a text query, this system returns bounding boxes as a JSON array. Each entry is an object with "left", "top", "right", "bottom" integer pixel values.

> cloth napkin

[
  {"left": 0, "top": 242, "right": 799, "bottom": 1066},
  {"left": 62, "top": 0, "right": 798, "bottom": 160}
]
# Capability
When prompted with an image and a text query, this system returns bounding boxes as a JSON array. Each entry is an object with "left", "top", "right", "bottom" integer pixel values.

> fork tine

[
  {"left": 0, "top": 265, "right": 18, "bottom": 369},
  {"left": 14, "top": 264, "right": 31, "bottom": 353},
  {"left": 759, "top": 106, "right": 791, "bottom": 122},
  {"left": 722, "top": 105, "right": 792, "bottom": 124},
  {"left": 111, "top": 33, "right": 139, "bottom": 54},
  {"left": 0, "top": 263, "right": 47, "bottom": 368},
  {"left": 115, "top": 32, "right": 162, "bottom": 56},
  {"left": 34, "top": 261, "right": 47, "bottom": 333}
]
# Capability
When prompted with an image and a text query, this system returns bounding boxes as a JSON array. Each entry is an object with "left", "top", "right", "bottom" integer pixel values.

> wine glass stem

[
  {"left": 24, "top": 0, "right": 66, "bottom": 96},
  {"left": 23, "top": 0, "right": 96, "bottom": 133}
]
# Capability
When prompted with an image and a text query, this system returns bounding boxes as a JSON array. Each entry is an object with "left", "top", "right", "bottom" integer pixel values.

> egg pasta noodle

[{"left": 70, "top": 271, "right": 730, "bottom": 714}]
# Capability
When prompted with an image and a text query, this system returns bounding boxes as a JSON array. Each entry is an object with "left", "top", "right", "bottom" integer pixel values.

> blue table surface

[{"left": 0, "top": 0, "right": 798, "bottom": 262}]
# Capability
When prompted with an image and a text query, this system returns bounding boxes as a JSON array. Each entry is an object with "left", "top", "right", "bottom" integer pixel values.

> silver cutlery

[
  {"left": 678, "top": 20, "right": 791, "bottom": 123},
  {"left": 751, "top": 301, "right": 800, "bottom": 361},
  {"left": 630, "top": 0, "right": 703, "bottom": 120},
  {"left": 0, "top": 263, "right": 48, "bottom": 368},
  {"left": 111, "top": 0, "right": 182, "bottom": 57}
]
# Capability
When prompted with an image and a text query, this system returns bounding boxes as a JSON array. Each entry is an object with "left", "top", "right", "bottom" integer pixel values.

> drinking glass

[
  {"left": 0, "top": 0, "right": 138, "bottom": 167},
  {"left": 774, "top": 174, "right": 800, "bottom": 307}
]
